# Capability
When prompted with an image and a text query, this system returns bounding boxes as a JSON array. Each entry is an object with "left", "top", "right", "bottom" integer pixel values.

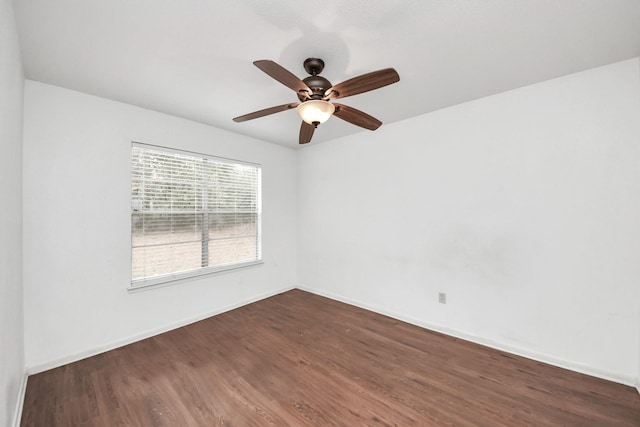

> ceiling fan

[{"left": 233, "top": 58, "right": 400, "bottom": 144}]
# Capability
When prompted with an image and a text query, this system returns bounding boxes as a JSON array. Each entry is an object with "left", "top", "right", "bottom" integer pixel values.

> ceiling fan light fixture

[{"left": 297, "top": 100, "right": 335, "bottom": 126}]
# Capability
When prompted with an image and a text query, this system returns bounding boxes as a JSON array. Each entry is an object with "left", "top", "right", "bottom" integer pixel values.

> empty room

[{"left": 2, "top": 0, "right": 640, "bottom": 425}]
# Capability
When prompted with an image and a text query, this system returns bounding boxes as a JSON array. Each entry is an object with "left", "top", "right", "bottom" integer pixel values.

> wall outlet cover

[{"left": 438, "top": 292, "right": 446, "bottom": 304}]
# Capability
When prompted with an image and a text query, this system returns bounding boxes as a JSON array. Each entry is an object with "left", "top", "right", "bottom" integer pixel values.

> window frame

[{"left": 129, "top": 142, "right": 262, "bottom": 290}]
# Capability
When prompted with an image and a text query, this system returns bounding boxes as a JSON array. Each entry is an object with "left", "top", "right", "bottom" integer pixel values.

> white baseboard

[
  {"left": 297, "top": 286, "right": 637, "bottom": 388},
  {"left": 12, "top": 372, "right": 27, "bottom": 427},
  {"left": 27, "top": 285, "right": 295, "bottom": 375}
]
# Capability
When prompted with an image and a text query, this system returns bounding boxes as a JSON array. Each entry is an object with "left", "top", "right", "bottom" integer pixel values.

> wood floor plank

[{"left": 21, "top": 289, "right": 640, "bottom": 426}]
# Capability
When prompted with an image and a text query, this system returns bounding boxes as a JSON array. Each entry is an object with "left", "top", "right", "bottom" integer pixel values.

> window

[{"left": 130, "top": 143, "right": 261, "bottom": 288}]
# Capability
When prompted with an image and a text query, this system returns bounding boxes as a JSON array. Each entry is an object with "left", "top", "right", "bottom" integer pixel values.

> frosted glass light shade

[{"left": 297, "top": 100, "right": 335, "bottom": 125}]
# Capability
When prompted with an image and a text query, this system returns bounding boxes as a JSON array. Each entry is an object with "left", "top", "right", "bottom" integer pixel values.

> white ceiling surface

[{"left": 14, "top": 0, "right": 640, "bottom": 148}]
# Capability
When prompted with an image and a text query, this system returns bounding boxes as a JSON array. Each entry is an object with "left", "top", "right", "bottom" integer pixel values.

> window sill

[{"left": 128, "top": 260, "right": 264, "bottom": 292}]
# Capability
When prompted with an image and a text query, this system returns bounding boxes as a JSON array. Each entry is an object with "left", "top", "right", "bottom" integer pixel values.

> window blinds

[{"left": 131, "top": 143, "right": 261, "bottom": 287}]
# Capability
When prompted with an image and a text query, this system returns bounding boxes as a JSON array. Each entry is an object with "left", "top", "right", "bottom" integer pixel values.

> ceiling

[{"left": 13, "top": 0, "right": 640, "bottom": 148}]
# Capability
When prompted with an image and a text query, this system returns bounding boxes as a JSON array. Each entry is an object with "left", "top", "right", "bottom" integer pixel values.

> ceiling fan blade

[
  {"left": 299, "top": 121, "right": 315, "bottom": 144},
  {"left": 254, "top": 60, "right": 312, "bottom": 97},
  {"left": 333, "top": 103, "right": 382, "bottom": 130},
  {"left": 233, "top": 103, "right": 299, "bottom": 122},
  {"left": 324, "top": 68, "right": 400, "bottom": 100}
]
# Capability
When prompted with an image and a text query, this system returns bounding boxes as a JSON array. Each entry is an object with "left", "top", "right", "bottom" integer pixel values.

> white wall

[
  {"left": 23, "top": 81, "right": 297, "bottom": 371},
  {"left": 298, "top": 58, "right": 640, "bottom": 385},
  {"left": 0, "top": 0, "right": 25, "bottom": 425}
]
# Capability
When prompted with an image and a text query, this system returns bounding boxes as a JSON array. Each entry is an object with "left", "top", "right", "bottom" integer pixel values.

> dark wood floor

[{"left": 21, "top": 289, "right": 640, "bottom": 426}]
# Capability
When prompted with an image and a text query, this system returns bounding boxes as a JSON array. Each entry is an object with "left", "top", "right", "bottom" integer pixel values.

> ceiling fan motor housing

[
  {"left": 299, "top": 58, "right": 332, "bottom": 100},
  {"left": 300, "top": 75, "right": 332, "bottom": 100}
]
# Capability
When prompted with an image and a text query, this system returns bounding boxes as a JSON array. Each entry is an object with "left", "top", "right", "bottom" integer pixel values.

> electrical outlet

[{"left": 438, "top": 292, "right": 447, "bottom": 304}]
